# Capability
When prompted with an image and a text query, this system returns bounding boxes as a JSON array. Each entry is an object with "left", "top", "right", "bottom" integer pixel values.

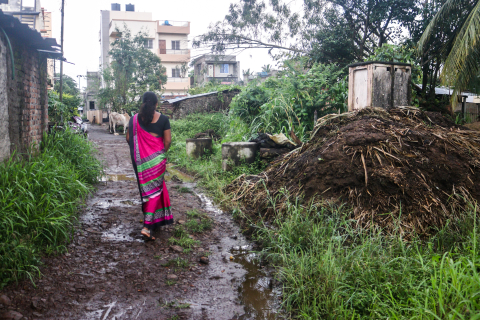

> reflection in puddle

[
  {"left": 194, "top": 189, "right": 281, "bottom": 319},
  {"left": 165, "top": 164, "right": 195, "bottom": 183},
  {"left": 231, "top": 247, "right": 280, "bottom": 320},
  {"left": 93, "top": 199, "right": 141, "bottom": 210}
]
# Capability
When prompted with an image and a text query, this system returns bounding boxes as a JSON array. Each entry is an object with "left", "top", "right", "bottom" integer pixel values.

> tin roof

[
  {"left": 0, "top": 9, "right": 63, "bottom": 60},
  {"left": 162, "top": 89, "right": 240, "bottom": 104}
]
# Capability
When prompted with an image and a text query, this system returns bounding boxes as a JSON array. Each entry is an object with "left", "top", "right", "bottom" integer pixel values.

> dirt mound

[{"left": 228, "top": 107, "right": 480, "bottom": 235}]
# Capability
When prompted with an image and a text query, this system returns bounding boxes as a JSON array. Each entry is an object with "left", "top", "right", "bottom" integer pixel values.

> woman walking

[{"left": 126, "top": 91, "right": 173, "bottom": 240}]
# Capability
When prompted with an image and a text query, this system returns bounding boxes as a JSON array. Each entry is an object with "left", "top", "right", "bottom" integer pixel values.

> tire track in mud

[{"left": 0, "top": 125, "right": 280, "bottom": 320}]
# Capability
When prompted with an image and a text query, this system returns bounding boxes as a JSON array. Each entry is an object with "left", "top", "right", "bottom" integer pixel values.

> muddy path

[{"left": 0, "top": 125, "right": 280, "bottom": 320}]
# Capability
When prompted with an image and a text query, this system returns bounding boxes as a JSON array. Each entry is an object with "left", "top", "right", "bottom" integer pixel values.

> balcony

[
  {"left": 157, "top": 49, "right": 191, "bottom": 63},
  {"left": 207, "top": 76, "right": 239, "bottom": 84},
  {"left": 167, "top": 77, "right": 189, "bottom": 82},
  {"left": 157, "top": 20, "right": 190, "bottom": 34},
  {"left": 164, "top": 77, "right": 190, "bottom": 91}
]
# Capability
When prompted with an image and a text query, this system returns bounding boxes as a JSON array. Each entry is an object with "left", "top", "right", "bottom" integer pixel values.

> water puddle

[
  {"left": 231, "top": 246, "right": 281, "bottom": 319},
  {"left": 101, "top": 174, "right": 136, "bottom": 182},
  {"left": 102, "top": 224, "right": 138, "bottom": 242},
  {"left": 165, "top": 164, "right": 195, "bottom": 183},
  {"left": 188, "top": 188, "right": 281, "bottom": 319}
]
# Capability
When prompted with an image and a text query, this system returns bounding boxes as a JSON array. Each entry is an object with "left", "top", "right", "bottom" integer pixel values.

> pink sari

[{"left": 132, "top": 114, "right": 173, "bottom": 229}]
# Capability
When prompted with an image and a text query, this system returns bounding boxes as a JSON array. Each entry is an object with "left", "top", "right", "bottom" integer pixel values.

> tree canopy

[
  {"left": 419, "top": 0, "right": 480, "bottom": 106},
  {"left": 54, "top": 74, "right": 80, "bottom": 97},
  {"left": 194, "top": 0, "right": 420, "bottom": 67},
  {"left": 97, "top": 26, "right": 167, "bottom": 113}
]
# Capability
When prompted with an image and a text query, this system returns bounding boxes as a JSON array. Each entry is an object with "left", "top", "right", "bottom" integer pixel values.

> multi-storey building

[
  {"left": 0, "top": 0, "right": 55, "bottom": 87},
  {"left": 99, "top": 3, "right": 191, "bottom": 98},
  {"left": 193, "top": 55, "right": 241, "bottom": 86}
]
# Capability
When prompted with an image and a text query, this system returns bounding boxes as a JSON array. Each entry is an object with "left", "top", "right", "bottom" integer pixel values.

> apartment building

[
  {"left": 100, "top": 3, "right": 191, "bottom": 98},
  {"left": 193, "top": 55, "right": 241, "bottom": 86},
  {"left": 1, "top": 1, "right": 55, "bottom": 87}
]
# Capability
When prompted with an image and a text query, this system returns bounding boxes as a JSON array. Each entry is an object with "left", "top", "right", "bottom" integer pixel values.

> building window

[
  {"left": 220, "top": 64, "right": 229, "bottom": 74},
  {"left": 89, "top": 101, "right": 95, "bottom": 110},
  {"left": 171, "top": 41, "right": 180, "bottom": 50},
  {"left": 144, "top": 39, "right": 153, "bottom": 49},
  {"left": 172, "top": 69, "right": 181, "bottom": 77}
]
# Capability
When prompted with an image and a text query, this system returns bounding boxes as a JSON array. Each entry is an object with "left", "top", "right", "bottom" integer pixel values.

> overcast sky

[{"left": 39, "top": 0, "right": 278, "bottom": 89}]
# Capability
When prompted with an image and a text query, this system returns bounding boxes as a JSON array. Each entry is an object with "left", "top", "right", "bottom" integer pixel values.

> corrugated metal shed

[
  {"left": 162, "top": 89, "right": 240, "bottom": 104},
  {"left": 0, "top": 9, "right": 62, "bottom": 59},
  {"left": 416, "top": 85, "right": 479, "bottom": 103}
]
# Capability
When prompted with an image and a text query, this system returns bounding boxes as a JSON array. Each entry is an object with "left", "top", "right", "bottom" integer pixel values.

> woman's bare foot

[{"left": 141, "top": 228, "right": 155, "bottom": 241}]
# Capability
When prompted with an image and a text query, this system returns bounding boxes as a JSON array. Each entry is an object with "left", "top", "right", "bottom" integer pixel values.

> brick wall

[
  {"left": 159, "top": 89, "right": 240, "bottom": 119},
  {"left": 0, "top": 32, "right": 48, "bottom": 160}
]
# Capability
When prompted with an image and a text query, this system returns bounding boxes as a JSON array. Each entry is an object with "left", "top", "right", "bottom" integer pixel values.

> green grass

[
  {"left": 168, "top": 235, "right": 200, "bottom": 249},
  {"left": 185, "top": 217, "right": 213, "bottom": 233},
  {"left": 186, "top": 210, "right": 201, "bottom": 218},
  {"left": 165, "top": 280, "right": 177, "bottom": 286},
  {"left": 0, "top": 130, "right": 103, "bottom": 288},
  {"left": 178, "top": 186, "right": 192, "bottom": 193},
  {"left": 162, "top": 257, "right": 190, "bottom": 268},
  {"left": 169, "top": 226, "right": 200, "bottom": 249},
  {"left": 254, "top": 196, "right": 480, "bottom": 319},
  {"left": 169, "top": 112, "right": 266, "bottom": 205},
  {"left": 168, "top": 112, "right": 480, "bottom": 319}
]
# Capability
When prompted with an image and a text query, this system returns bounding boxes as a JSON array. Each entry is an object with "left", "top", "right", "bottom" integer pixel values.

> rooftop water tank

[
  {"left": 111, "top": 3, "right": 120, "bottom": 11},
  {"left": 126, "top": 4, "right": 135, "bottom": 11}
]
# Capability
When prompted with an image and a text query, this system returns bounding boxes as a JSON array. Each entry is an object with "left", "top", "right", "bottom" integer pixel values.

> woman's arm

[
  {"left": 163, "top": 129, "right": 171, "bottom": 152},
  {"left": 126, "top": 128, "right": 130, "bottom": 143}
]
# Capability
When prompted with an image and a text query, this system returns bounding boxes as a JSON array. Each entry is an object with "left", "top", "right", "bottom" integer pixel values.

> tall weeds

[
  {"left": 256, "top": 195, "right": 480, "bottom": 319},
  {"left": 0, "top": 130, "right": 103, "bottom": 288}
]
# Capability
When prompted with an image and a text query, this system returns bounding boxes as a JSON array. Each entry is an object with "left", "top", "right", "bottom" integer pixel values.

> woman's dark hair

[{"left": 139, "top": 91, "right": 158, "bottom": 125}]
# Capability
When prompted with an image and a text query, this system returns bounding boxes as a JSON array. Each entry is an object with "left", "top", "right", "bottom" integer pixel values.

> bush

[
  {"left": 230, "top": 63, "right": 348, "bottom": 142},
  {"left": 168, "top": 113, "right": 265, "bottom": 203},
  {"left": 0, "top": 130, "right": 103, "bottom": 288}
]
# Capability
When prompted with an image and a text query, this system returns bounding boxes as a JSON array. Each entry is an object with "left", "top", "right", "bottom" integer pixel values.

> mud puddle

[
  {"left": 165, "top": 164, "right": 195, "bottom": 182},
  {"left": 187, "top": 187, "right": 281, "bottom": 319}
]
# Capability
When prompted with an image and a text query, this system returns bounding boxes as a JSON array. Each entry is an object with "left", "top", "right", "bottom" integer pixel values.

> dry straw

[{"left": 227, "top": 107, "right": 480, "bottom": 236}]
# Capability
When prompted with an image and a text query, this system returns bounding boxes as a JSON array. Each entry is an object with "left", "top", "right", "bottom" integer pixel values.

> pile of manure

[{"left": 227, "top": 107, "right": 480, "bottom": 235}]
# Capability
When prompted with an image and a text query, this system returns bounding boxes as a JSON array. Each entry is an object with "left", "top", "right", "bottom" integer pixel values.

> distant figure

[{"left": 126, "top": 92, "right": 173, "bottom": 240}]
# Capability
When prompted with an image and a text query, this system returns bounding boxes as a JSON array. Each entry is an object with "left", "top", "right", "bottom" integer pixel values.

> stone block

[
  {"left": 186, "top": 138, "right": 212, "bottom": 158},
  {"left": 222, "top": 142, "right": 259, "bottom": 171}
]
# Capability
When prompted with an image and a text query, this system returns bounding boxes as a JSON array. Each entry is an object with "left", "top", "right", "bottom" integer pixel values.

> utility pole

[
  {"left": 77, "top": 75, "right": 82, "bottom": 93},
  {"left": 59, "top": 0, "right": 65, "bottom": 102}
]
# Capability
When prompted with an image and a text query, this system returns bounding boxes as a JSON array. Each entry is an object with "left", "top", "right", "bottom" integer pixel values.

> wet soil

[{"left": 0, "top": 124, "right": 280, "bottom": 320}]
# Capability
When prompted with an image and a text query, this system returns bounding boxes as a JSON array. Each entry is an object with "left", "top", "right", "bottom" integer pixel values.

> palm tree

[
  {"left": 418, "top": 0, "right": 480, "bottom": 105},
  {"left": 261, "top": 64, "right": 272, "bottom": 73}
]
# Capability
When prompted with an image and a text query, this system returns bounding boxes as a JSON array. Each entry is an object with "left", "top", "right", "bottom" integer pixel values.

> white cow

[{"left": 109, "top": 112, "right": 131, "bottom": 134}]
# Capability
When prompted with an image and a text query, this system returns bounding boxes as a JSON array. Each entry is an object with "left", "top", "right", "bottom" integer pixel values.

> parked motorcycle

[{"left": 48, "top": 116, "right": 89, "bottom": 137}]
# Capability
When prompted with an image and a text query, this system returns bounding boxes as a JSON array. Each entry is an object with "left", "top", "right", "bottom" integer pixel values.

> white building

[
  {"left": 193, "top": 55, "right": 241, "bottom": 86},
  {"left": 99, "top": 3, "right": 191, "bottom": 98},
  {"left": 0, "top": 0, "right": 55, "bottom": 87}
]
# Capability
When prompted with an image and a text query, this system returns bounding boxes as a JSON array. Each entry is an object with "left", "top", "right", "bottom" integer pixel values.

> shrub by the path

[{"left": 0, "top": 130, "right": 103, "bottom": 288}]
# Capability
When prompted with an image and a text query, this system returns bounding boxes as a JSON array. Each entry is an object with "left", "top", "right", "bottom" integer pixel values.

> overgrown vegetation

[
  {"left": 254, "top": 195, "right": 480, "bottom": 319},
  {"left": 168, "top": 110, "right": 480, "bottom": 318},
  {"left": 230, "top": 62, "right": 348, "bottom": 142},
  {"left": 169, "top": 113, "right": 266, "bottom": 204},
  {"left": 48, "top": 90, "right": 82, "bottom": 124},
  {"left": 0, "top": 130, "right": 102, "bottom": 289},
  {"left": 188, "top": 81, "right": 241, "bottom": 95}
]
